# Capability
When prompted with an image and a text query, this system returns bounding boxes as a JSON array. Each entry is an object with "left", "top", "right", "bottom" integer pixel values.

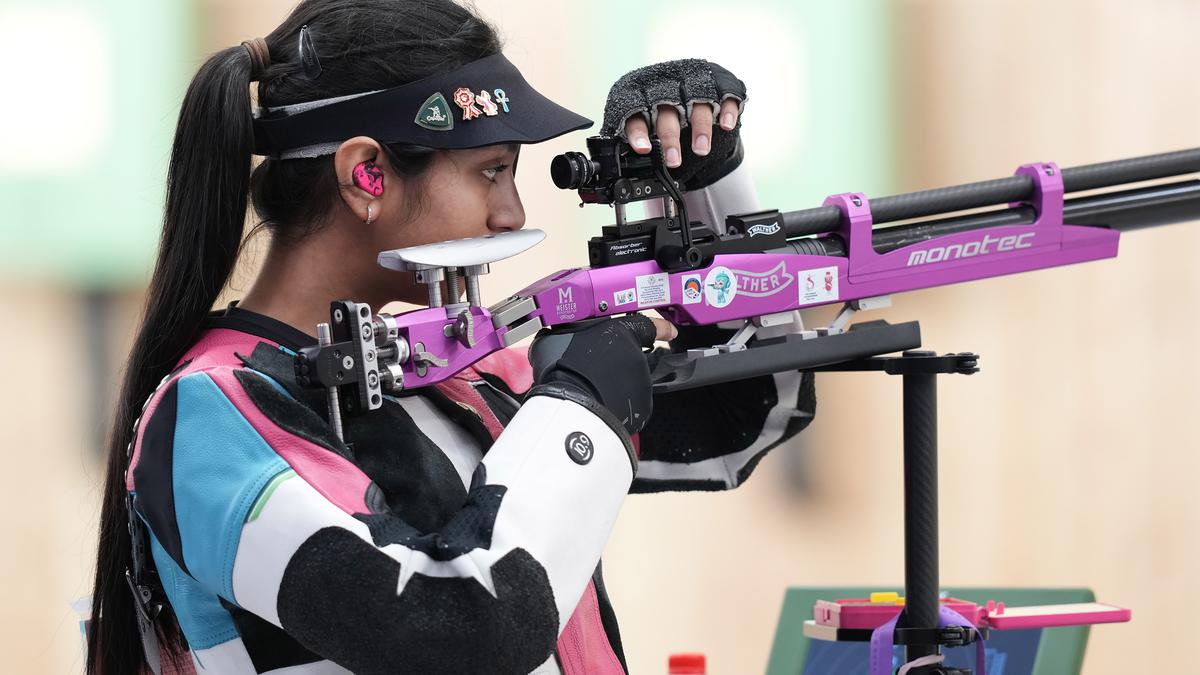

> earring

[{"left": 366, "top": 203, "right": 375, "bottom": 225}]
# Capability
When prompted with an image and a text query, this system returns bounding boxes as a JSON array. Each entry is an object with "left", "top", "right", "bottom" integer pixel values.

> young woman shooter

[{"left": 88, "top": 1, "right": 816, "bottom": 673}]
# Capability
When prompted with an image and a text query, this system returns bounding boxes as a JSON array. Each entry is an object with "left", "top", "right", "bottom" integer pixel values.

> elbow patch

[
  {"left": 354, "top": 482, "right": 507, "bottom": 562},
  {"left": 277, "top": 527, "right": 558, "bottom": 675}
]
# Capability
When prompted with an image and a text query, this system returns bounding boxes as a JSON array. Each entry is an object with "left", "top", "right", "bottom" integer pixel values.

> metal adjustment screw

[
  {"left": 316, "top": 323, "right": 343, "bottom": 442},
  {"left": 414, "top": 267, "right": 447, "bottom": 307},
  {"left": 361, "top": 323, "right": 373, "bottom": 340},
  {"left": 454, "top": 309, "right": 477, "bottom": 348},
  {"left": 599, "top": 301, "right": 609, "bottom": 311},
  {"left": 333, "top": 308, "right": 344, "bottom": 323},
  {"left": 852, "top": 196, "right": 863, "bottom": 207},
  {"left": 342, "top": 355, "right": 355, "bottom": 369},
  {"left": 446, "top": 268, "right": 461, "bottom": 301},
  {"left": 366, "top": 350, "right": 375, "bottom": 362},
  {"left": 367, "top": 372, "right": 379, "bottom": 388},
  {"left": 463, "top": 263, "right": 490, "bottom": 308}
]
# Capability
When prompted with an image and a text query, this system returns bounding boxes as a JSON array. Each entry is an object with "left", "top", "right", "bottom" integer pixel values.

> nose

[{"left": 488, "top": 183, "right": 525, "bottom": 233}]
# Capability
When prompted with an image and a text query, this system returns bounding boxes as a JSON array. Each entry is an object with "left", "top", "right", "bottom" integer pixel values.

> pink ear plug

[{"left": 353, "top": 161, "right": 384, "bottom": 197}]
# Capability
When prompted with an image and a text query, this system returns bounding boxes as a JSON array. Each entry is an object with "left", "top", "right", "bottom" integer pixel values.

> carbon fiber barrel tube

[
  {"left": 780, "top": 147, "right": 1200, "bottom": 237},
  {"left": 1062, "top": 147, "right": 1200, "bottom": 193},
  {"left": 779, "top": 205, "right": 843, "bottom": 237},
  {"left": 773, "top": 180, "right": 1200, "bottom": 258}
]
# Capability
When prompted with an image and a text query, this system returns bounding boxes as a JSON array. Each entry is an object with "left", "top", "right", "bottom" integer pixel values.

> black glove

[
  {"left": 527, "top": 316, "right": 658, "bottom": 438},
  {"left": 601, "top": 59, "right": 748, "bottom": 191}
]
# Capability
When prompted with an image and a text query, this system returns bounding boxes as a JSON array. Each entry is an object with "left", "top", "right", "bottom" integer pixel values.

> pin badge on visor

[{"left": 252, "top": 53, "right": 593, "bottom": 158}]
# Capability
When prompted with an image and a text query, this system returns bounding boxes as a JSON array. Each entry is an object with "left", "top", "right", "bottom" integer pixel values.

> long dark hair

[{"left": 88, "top": 2, "right": 501, "bottom": 672}]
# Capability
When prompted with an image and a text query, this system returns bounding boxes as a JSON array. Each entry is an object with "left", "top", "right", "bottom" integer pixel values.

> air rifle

[{"left": 294, "top": 139, "right": 1200, "bottom": 439}]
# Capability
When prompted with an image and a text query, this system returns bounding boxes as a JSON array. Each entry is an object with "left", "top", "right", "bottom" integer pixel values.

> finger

[
  {"left": 719, "top": 98, "right": 741, "bottom": 131},
  {"left": 655, "top": 104, "right": 683, "bottom": 168},
  {"left": 689, "top": 102, "right": 714, "bottom": 156},
  {"left": 623, "top": 115, "right": 652, "bottom": 154},
  {"left": 649, "top": 317, "right": 678, "bottom": 343},
  {"left": 616, "top": 315, "right": 660, "bottom": 349}
]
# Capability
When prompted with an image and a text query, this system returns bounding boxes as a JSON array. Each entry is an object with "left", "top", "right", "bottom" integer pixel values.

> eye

[{"left": 482, "top": 164, "right": 509, "bottom": 183}]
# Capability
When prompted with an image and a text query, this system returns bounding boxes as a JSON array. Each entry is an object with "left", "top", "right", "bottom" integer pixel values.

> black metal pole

[{"left": 902, "top": 367, "right": 941, "bottom": 664}]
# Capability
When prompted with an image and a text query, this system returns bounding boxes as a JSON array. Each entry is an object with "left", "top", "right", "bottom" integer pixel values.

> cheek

[
  {"left": 413, "top": 188, "right": 492, "bottom": 242},
  {"left": 377, "top": 160, "right": 496, "bottom": 249}
]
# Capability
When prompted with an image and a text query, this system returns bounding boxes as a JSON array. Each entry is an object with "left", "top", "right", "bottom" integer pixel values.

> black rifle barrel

[
  {"left": 781, "top": 147, "right": 1200, "bottom": 237},
  {"left": 783, "top": 180, "right": 1200, "bottom": 258}
]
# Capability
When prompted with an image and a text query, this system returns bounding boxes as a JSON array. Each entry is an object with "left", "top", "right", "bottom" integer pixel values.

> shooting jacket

[{"left": 127, "top": 305, "right": 815, "bottom": 674}]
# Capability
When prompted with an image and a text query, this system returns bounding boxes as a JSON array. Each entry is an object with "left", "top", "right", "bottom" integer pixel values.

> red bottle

[{"left": 668, "top": 653, "right": 706, "bottom": 674}]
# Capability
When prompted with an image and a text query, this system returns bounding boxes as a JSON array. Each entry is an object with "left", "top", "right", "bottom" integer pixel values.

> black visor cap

[{"left": 253, "top": 53, "right": 594, "bottom": 156}]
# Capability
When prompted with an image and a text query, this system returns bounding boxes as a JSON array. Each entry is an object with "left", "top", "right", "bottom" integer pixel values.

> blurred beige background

[{"left": 2, "top": 0, "right": 1198, "bottom": 673}]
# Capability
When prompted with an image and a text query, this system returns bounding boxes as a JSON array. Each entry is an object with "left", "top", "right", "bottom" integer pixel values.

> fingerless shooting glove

[
  {"left": 601, "top": 58, "right": 748, "bottom": 190},
  {"left": 527, "top": 316, "right": 658, "bottom": 438}
]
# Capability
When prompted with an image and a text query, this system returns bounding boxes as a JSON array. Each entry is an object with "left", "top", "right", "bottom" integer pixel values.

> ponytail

[
  {"left": 87, "top": 44, "right": 257, "bottom": 674},
  {"left": 89, "top": 3, "right": 502, "bottom": 671}
]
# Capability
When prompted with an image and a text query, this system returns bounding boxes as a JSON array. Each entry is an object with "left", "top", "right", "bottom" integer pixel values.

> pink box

[{"left": 813, "top": 597, "right": 984, "bottom": 630}]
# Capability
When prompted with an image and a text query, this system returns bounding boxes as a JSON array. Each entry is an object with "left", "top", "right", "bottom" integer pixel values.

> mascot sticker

[
  {"left": 681, "top": 275, "right": 703, "bottom": 305},
  {"left": 704, "top": 266, "right": 738, "bottom": 308},
  {"left": 799, "top": 265, "right": 839, "bottom": 305}
]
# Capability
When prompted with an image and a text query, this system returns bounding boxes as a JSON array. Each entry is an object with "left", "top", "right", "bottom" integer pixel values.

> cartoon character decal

[{"left": 703, "top": 265, "right": 738, "bottom": 308}]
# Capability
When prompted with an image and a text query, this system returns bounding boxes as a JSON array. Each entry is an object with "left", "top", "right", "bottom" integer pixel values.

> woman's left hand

[
  {"left": 601, "top": 59, "right": 748, "bottom": 191},
  {"left": 622, "top": 96, "right": 742, "bottom": 168}
]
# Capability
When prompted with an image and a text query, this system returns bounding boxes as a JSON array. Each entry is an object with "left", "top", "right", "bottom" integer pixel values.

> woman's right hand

[{"left": 528, "top": 315, "right": 673, "bottom": 437}]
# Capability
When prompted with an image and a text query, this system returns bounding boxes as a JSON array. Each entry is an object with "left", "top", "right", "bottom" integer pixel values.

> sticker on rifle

[
  {"left": 635, "top": 273, "right": 670, "bottom": 308},
  {"left": 799, "top": 266, "right": 839, "bottom": 305},
  {"left": 554, "top": 286, "right": 578, "bottom": 320},
  {"left": 704, "top": 266, "right": 737, "bottom": 308},
  {"left": 681, "top": 275, "right": 702, "bottom": 305},
  {"left": 614, "top": 288, "right": 637, "bottom": 306}
]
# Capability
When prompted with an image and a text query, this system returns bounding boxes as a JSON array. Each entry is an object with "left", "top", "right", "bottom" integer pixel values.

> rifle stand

[{"left": 813, "top": 349, "right": 981, "bottom": 674}]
